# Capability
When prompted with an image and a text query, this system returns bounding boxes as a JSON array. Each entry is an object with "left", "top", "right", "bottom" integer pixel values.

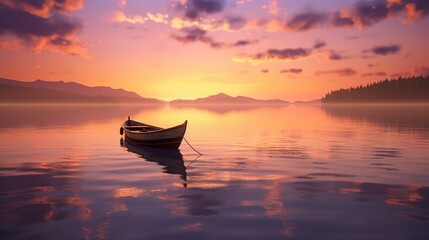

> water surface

[{"left": 1, "top": 104, "right": 429, "bottom": 239}]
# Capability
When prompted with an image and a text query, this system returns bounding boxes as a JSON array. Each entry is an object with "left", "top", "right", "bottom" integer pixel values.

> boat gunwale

[{"left": 122, "top": 120, "right": 187, "bottom": 135}]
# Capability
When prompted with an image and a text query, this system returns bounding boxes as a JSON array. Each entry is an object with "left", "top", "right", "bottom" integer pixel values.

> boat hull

[
  {"left": 121, "top": 120, "right": 187, "bottom": 149},
  {"left": 124, "top": 136, "right": 185, "bottom": 148}
]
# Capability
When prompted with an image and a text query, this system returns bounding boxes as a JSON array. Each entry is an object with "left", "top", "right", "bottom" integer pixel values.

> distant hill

[
  {"left": 170, "top": 93, "right": 289, "bottom": 105},
  {"left": 294, "top": 99, "right": 321, "bottom": 105},
  {"left": 0, "top": 84, "right": 117, "bottom": 103},
  {"left": 0, "top": 77, "right": 163, "bottom": 103},
  {"left": 322, "top": 76, "right": 429, "bottom": 103}
]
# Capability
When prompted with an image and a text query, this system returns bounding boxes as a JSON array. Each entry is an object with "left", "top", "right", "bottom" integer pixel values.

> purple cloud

[
  {"left": 0, "top": 2, "right": 86, "bottom": 56},
  {"left": 263, "top": 48, "right": 311, "bottom": 60},
  {"left": 182, "top": 0, "right": 226, "bottom": 19},
  {"left": 327, "top": 50, "right": 345, "bottom": 60},
  {"left": 171, "top": 26, "right": 258, "bottom": 49},
  {"left": 314, "top": 40, "right": 327, "bottom": 49},
  {"left": 234, "top": 45, "right": 314, "bottom": 64},
  {"left": 225, "top": 15, "right": 247, "bottom": 30},
  {"left": 315, "top": 68, "right": 357, "bottom": 76},
  {"left": 171, "top": 27, "right": 209, "bottom": 42},
  {"left": 281, "top": 0, "right": 429, "bottom": 32},
  {"left": 0, "top": 3, "right": 81, "bottom": 37},
  {"left": 361, "top": 72, "right": 387, "bottom": 77},
  {"left": 332, "top": 0, "right": 429, "bottom": 28},
  {"left": 285, "top": 11, "right": 328, "bottom": 31},
  {"left": 280, "top": 68, "right": 303, "bottom": 74},
  {"left": 363, "top": 44, "right": 401, "bottom": 56}
]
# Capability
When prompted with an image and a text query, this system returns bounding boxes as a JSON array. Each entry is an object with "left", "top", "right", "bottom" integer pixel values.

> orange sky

[{"left": 0, "top": 0, "right": 428, "bottom": 101}]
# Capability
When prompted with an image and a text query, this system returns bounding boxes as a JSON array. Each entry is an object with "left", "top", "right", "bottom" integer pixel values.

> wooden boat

[{"left": 120, "top": 117, "right": 187, "bottom": 149}]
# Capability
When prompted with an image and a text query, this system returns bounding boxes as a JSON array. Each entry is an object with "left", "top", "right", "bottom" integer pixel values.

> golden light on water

[{"left": 114, "top": 187, "right": 145, "bottom": 198}]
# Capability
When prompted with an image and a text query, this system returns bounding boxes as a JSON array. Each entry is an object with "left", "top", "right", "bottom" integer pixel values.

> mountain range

[
  {"left": 0, "top": 77, "right": 306, "bottom": 104},
  {"left": 0, "top": 78, "right": 162, "bottom": 103},
  {"left": 170, "top": 93, "right": 289, "bottom": 105}
]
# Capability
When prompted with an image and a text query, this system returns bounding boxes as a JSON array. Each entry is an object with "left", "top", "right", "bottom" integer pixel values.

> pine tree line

[{"left": 322, "top": 76, "right": 429, "bottom": 103}]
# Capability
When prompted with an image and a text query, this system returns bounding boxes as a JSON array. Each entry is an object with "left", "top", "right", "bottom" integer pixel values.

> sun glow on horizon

[{"left": 0, "top": 0, "right": 428, "bottom": 101}]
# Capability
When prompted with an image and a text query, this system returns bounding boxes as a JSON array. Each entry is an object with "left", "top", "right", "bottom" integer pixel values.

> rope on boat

[{"left": 184, "top": 137, "right": 203, "bottom": 155}]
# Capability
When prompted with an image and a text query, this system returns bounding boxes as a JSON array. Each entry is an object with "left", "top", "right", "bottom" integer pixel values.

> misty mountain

[
  {"left": 0, "top": 77, "right": 163, "bottom": 103},
  {"left": 0, "top": 84, "right": 116, "bottom": 103},
  {"left": 170, "top": 93, "right": 289, "bottom": 105}
]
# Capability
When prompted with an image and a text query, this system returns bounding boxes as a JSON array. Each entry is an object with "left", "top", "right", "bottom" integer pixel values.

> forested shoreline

[{"left": 322, "top": 76, "right": 429, "bottom": 103}]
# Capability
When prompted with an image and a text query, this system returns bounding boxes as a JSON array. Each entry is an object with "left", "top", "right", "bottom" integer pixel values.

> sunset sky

[{"left": 0, "top": 0, "right": 428, "bottom": 101}]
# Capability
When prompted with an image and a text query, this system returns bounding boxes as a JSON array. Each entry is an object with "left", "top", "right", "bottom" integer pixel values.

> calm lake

[{"left": 1, "top": 104, "right": 429, "bottom": 240}]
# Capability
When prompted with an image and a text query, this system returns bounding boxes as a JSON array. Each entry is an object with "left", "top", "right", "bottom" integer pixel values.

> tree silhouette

[{"left": 322, "top": 76, "right": 429, "bottom": 103}]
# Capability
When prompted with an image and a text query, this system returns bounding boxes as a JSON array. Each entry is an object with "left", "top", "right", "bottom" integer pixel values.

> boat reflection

[{"left": 120, "top": 138, "right": 187, "bottom": 186}]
